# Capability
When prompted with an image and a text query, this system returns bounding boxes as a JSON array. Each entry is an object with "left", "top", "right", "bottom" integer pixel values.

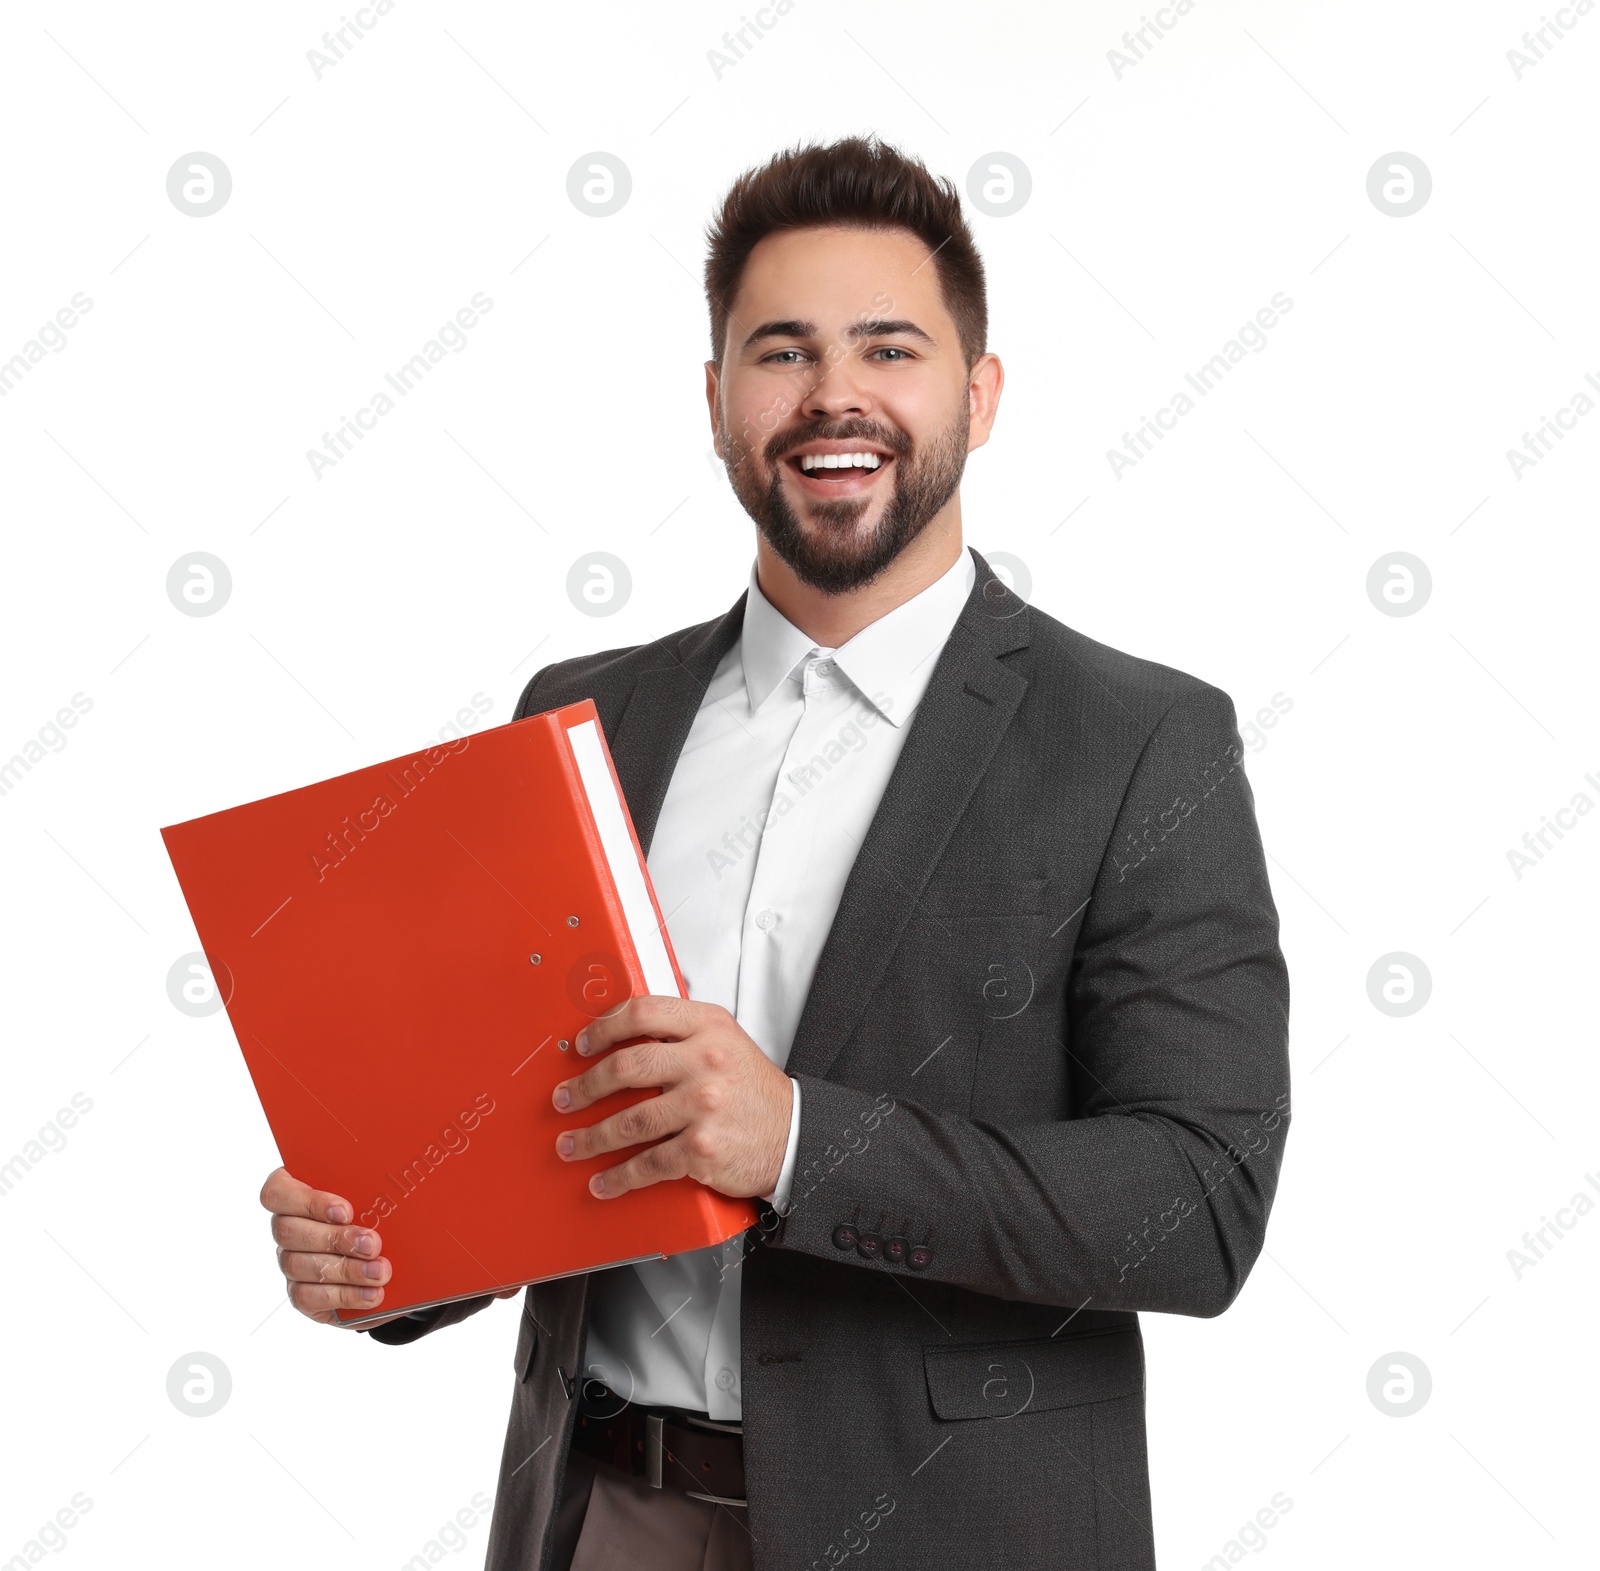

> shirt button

[
  {"left": 755, "top": 909, "right": 776, "bottom": 931},
  {"left": 715, "top": 1366, "right": 736, "bottom": 1392},
  {"left": 815, "top": 659, "right": 833, "bottom": 676}
]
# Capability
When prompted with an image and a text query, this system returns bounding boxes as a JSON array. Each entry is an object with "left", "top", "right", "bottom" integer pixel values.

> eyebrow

[{"left": 739, "top": 317, "right": 937, "bottom": 353}]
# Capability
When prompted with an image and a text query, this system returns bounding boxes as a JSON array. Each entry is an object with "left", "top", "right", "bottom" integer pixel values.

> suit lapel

[
  {"left": 608, "top": 595, "right": 746, "bottom": 857},
  {"left": 784, "top": 547, "right": 1031, "bottom": 1081}
]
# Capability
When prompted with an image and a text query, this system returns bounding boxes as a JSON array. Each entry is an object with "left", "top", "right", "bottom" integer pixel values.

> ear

[
  {"left": 704, "top": 360, "right": 723, "bottom": 457},
  {"left": 966, "top": 352, "right": 1005, "bottom": 454}
]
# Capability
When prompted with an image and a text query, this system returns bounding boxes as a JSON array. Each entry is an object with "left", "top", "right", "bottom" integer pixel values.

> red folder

[{"left": 160, "top": 701, "right": 756, "bottom": 1327}]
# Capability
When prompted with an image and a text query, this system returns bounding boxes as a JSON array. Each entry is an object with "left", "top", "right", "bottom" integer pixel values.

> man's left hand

[{"left": 552, "top": 996, "right": 792, "bottom": 1201}]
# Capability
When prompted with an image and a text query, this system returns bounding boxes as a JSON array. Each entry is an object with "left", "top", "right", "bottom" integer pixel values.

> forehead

[{"left": 729, "top": 224, "right": 949, "bottom": 334}]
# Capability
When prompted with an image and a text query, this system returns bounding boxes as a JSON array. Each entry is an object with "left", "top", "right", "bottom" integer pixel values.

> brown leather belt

[{"left": 571, "top": 1387, "right": 746, "bottom": 1507}]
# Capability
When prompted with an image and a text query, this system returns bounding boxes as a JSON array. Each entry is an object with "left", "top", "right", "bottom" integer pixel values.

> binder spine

[
  {"left": 552, "top": 719, "right": 654, "bottom": 1007},
  {"left": 586, "top": 716, "right": 691, "bottom": 1002}
]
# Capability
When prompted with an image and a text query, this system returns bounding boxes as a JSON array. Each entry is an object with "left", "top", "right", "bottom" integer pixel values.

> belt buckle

[
  {"left": 644, "top": 1412, "right": 664, "bottom": 1489},
  {"left": 628, "top": 1401, "right": 747, "bottom": 1507}
]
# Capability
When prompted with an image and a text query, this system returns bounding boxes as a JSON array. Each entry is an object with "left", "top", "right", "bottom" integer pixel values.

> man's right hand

[{"left": 260, "top": 1167, "right": 524, "bottom": 1330}]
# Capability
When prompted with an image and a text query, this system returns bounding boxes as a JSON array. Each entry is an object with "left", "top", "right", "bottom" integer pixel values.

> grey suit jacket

[{"left": 367, "top": 545, "right": 1291, "bottom": 1571}]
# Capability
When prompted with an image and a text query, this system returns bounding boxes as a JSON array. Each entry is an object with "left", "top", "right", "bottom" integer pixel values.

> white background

[{"left": 2, "top": 0, "right": 1596, "bottom": 1566}]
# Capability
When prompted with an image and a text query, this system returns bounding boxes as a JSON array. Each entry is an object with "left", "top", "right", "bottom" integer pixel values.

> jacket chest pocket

[
  {"left": 914, "top": 876, "right": 1049, "bottom": 921},
  {"left": 906, "top": 880, "right": 1049, "bottom": 1023}
]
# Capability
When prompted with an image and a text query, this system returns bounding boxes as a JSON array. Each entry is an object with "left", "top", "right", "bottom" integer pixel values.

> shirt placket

[{"left": 701, "top": 648, "right": 842, "bottom": 1418}]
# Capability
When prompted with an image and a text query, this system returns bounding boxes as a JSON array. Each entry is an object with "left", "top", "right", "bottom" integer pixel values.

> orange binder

[{"left": 160, "top": 701, "right": 757, "bottom": 1327}]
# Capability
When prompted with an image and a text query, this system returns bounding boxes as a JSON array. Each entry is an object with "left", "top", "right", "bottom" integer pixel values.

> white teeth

[{"left": 799, "top": 452, "right": 883, "bottom": 471}]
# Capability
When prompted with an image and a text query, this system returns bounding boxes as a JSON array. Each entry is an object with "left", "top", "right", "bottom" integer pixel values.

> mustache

[{"left": 766, "top": 423, "right": 912, "bottom": 464}]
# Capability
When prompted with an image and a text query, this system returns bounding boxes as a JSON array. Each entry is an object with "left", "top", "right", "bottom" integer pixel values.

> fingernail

[
  {"left": 590, "top": 1174, "right": 606, "bottom": 1196},
  {"left": 358, "top": 1286, "right": 382, "bottom": 1302},
  {"left": 351, "top": 1233, "right": 376, "bottom": 1256},
  {"left": 553, "top": 1086, "right": 570, "bottom": 1110},
  {"left": 363, "top": 1259, "right": 385, "bottom": 1279},
  {"left": 575, "top": 1030, "right": 590, "bottom": 1055},
  {"left": 327, "top": 1204, "right": 351, "bottom": 1224},
  {"left": 557, "top": 1134, "right": 574, "bottom": 1158}
]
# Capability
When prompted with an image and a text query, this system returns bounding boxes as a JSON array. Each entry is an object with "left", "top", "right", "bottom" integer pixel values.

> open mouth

[{"left": 785, "top": 450, "right": 893, "bottom": 495}]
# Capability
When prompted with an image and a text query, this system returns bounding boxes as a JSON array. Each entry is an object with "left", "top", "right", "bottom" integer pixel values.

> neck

[{"left": 753, "top": 503, "right": 965, "bottom": 649}]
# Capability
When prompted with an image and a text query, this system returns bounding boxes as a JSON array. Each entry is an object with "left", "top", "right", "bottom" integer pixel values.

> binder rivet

[
  {"left": 567, "top": 916, "right": 580, "bottom": 928},
  {"left": 529, "top": 954, "right": 542, "bottom": 965},
  {"left": 558, "top": 1039, "right": 571, "bottom": 1051}
]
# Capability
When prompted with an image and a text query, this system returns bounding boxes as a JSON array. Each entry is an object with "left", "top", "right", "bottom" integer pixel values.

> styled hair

[{"left": 703, "top": 134, "right": 987, "bottom": 371}]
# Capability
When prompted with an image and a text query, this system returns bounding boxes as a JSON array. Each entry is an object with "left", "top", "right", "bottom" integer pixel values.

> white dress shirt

[{"left": 581, "top": 545, "right": 977, "bottom": 1420}]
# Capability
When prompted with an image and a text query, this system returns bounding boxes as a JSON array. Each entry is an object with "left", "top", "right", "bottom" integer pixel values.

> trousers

[{"left": 552, "top": 1445, "right": 756, "bottom": 1571}]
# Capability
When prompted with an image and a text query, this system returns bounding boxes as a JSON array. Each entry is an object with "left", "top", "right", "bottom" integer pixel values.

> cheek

[{"left": 725, "top": 380, "right": 806, "bottom": 446}]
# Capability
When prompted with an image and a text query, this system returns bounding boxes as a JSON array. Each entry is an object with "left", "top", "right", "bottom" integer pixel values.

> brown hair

[{"left": 703, "top": 134, "right": 987, "bottom": 372}]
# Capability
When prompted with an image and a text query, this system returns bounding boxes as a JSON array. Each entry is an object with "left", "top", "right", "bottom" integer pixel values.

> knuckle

[{"left": 686, "top": 1128, "right": 718, "bottom": 1163}]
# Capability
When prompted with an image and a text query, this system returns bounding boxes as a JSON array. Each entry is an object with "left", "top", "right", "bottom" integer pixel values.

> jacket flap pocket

[{"left": 924, "top": 1328, "right": 1143, "bottom": 1420}]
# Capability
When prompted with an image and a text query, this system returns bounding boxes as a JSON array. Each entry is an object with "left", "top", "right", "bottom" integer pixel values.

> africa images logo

[{"left": 309, "top": 738, "right": 470, "bottom": 880}]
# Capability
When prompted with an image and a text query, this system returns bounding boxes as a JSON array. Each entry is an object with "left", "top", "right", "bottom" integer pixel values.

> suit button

[
  {"left": 907, "top": 1245, "right": 933, "bottom": 1271},
  {"left": 857, "top": 1232, "right": 883, "bottom": 1260},
  {"left": 832, "top": 1223, "right": 859, "bottom": 1251},
  {"left": 883, "top": 1236, "right": 907, "bottom": 1265}
]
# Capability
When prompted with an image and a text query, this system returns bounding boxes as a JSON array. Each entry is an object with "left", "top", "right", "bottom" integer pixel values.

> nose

[{"left": 801, "top": 350, "right": 874, "bottom": 422}]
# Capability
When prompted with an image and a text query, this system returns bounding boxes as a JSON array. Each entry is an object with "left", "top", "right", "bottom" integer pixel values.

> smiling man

[{"left": 260, "top": 134, "right": 1290, "bottom": 1571}]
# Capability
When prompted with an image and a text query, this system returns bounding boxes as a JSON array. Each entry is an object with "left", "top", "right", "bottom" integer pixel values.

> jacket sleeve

[
  {"left": 361, "top": 1292, "right": 496, "bottom": 1345},
  {"left": 766, "top": 683, "right": 1292, "bottom": 1318}
]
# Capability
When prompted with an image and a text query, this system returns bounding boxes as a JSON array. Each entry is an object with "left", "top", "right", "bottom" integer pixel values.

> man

[{"left": 261, "top": 134, "right": 1290, "bottom": 1570}]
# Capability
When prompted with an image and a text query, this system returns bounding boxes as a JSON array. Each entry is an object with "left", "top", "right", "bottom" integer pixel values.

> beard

[{"left": 722, "top": 404, "right": 971, "bottom": 596}]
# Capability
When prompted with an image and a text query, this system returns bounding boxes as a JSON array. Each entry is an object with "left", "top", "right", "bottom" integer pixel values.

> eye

[
  {"left": 761, "top": 348, "right": 812, "bottom": 366},
  {"left": 870, "top": 346, "right": 913, "bottom": 362}
]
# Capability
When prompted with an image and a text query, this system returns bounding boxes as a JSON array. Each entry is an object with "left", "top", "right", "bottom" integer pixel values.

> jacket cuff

[{"left": 360, "top": 1292, "right": 494, "bottom": 1343}]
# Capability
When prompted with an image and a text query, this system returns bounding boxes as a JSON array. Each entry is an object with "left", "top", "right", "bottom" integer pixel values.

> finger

[
  {"left": 271, "top": 1215, "right": 383, "bottom": 1260},
  {"left": 287, "top": 1279, "right": 389, "bottom": 1319},
  {"left": 278, "top": 1249, "right": 391, "bottom": 1289},
  {"left": 493, "top": 1288, "right": 523, "bottom": 1299},
  {"left": 557, "top": 1042, "right": 680, "bottom": 1114},
  {"left": 589, "top": 1135, "right": 691, "bottom": 1200},
  {"left": 576, "top": 994, "right": 705, "bottom": 1058},
  {"left": 557, "top": 1091, "right": 686, "bottom": 1163},
  {"left": 259, "top": 1166, "right": 358, "bottom": 1226}
]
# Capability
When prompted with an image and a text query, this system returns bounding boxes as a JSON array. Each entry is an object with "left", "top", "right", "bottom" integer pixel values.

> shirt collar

[{"left": 739, "top": 547, "right": 977, "bottom": 728}]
